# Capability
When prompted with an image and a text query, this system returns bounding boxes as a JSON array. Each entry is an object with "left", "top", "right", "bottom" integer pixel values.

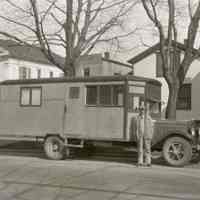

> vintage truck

[{"left": 0, "top": 75, "right": 198, "bottom": 166}]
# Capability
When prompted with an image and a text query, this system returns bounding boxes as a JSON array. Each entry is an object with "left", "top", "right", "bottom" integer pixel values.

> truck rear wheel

[
  {"left": 44, "top": 136, "right": 66, "bottom": 160},
  {"left": 163, "top": 136, "right": 192, "bottom": 167}
]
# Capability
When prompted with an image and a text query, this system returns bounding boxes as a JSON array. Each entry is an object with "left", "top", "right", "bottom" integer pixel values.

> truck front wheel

[
  {"left": 44, "top": 136, "right": 66, "bottom": 160},
  {"left": 163, "top": 136, "right": 192, "bottom": 167}
]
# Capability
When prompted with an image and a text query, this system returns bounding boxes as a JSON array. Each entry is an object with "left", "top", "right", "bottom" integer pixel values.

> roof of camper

[{"left": 0, "top": 75, "right": 161, "bottom": 86}]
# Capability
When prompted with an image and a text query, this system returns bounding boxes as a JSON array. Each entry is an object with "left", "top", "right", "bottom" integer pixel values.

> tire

[
  {"left": 163, "top": 136, "right": 192, "bottom": 167},
  {"left": 44, "top": 136, "right": 66, "bottom": 160}
]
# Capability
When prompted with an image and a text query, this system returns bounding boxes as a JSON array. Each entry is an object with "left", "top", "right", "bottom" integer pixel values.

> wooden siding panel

[
  {"left": 81, "top": 107, "right": 124, "bottom": 139},
  {"left": 0, "top": 84, "right": 65, "bottom": 137},
  {"left": 0, "top": 101, "right": 64, "bottom": 136}
]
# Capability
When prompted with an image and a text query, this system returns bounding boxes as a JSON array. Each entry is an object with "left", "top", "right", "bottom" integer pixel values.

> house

[
  {"left": 75, "top": 52, "right": 133, "bottom": 77},
  {"left": 0, "top": 40, "right": 64, "bottom": 81},
  {"left": 127, "top": 41, "right": 200, "bottom": 120},
  {"left": 0, "top": 40, "right": 133, "bottom": 81}
]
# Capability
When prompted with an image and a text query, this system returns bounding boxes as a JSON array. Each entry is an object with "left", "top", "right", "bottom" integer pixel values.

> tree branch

[{"left": 0, "top": 15, "right": 36, "bottom": 33}]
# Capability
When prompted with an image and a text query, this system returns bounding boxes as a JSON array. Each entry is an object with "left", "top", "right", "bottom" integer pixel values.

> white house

[
  {"left": 127, "top": 42, "right": 200, "bottom": 120},
  {"left": 0, "top": 40, "right": 133, "bottom": 81},
  {"left": 0, "top": 40, "right": 63, "bottom": 81}
]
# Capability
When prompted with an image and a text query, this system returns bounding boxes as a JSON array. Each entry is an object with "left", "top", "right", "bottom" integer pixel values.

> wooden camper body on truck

[{"left": 0, "top": 75, "right": 162, "bottom": 159}]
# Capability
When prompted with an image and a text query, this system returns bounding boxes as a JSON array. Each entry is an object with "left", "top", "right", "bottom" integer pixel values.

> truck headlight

[{"left": 198, "top": 128, "right": 200, "bottom": 136}]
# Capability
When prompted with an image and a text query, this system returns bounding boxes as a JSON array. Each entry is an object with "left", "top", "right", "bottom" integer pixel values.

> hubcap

[
  {"left": 168, "top": 143, "right": 184, "bottom": 161},
  {"left": 47, "top": 140, "right": 61, "bottom": 153},
  {"left": 52, "top": 143, "right": 59, "bottom": 152}
]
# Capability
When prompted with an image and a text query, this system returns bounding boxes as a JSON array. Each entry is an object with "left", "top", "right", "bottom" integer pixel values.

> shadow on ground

[
  {"left": 0, "top": 141, "right": 199, "bottom": 168},
  {"left": 0, "top": 141, "right": 45, "bottom": 159}
]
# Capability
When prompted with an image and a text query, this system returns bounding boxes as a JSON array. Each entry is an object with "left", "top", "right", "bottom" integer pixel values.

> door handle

[{"left": 64, "top": 104, "right": 67, "bottom": 113}]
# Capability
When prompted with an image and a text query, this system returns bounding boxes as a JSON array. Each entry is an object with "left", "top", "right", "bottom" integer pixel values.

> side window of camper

[
  {"left": 20, "top": 88, "right": 30, "bottom": 105},
  {"left": 99, "top": 85, "right": 111, "bottom": 105},
  {"left": 20, "top": 87, "right": 42, "bottom": 106},
  {"left": 69, "top": 87, "right": 80, "bottom": 99},
  {"left": 113, "top": 85, "right": 123, "bottom": 106},
  {"left": 86, "top": 85, "right": 124, "bottom": 106},
  {"left": 86, "top": 86, "right": 97, "bottom": 105}
]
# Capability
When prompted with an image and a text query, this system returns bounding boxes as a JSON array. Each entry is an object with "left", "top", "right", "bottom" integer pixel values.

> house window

[
  {"left": 19, "top": 67, "right": 31, "bottom": 79},
  {"left": 69, "top": 87, "right": 80, "bottom": 99},
  {"left": 84, "top": 68, "right": 90, "bottom": 77},
  {"left": 49, "top": 71, "right": 54, "bottom": 78},
  {"left": 60, "top": 73, "right": 65, "bottom": 77},
  {"left": 37, "top": 69, "right": 41, "bottom": 79},
  {"left": 20, "top": 87, "right": 42, "bottom": 106},
  {"left": 86, "top": 85, "right": 124, "bottom": 106},
  {"left": 176, "top": 84, "right": 191, "bottom": 110},
  {"left": 28, "top": 68, "right": 31, "bottom": 79}
]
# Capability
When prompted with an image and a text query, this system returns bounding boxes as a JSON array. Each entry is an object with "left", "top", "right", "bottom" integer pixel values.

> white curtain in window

[
  {"left": 21, "top": 88, "right": 30, "bottom": 105},
  {"left": 31, "top": 88, "right": 41, "bottom": 105}
]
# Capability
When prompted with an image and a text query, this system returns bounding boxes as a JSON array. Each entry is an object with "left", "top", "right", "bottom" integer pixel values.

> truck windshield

[{"left": 149, "top": 101, "right": 160, "bottom": 114}]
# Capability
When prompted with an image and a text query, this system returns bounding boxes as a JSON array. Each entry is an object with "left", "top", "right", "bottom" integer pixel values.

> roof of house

[
  {"left": 127, "top": 41, "right": 200, "bottom": 65},
  {"left": 102, "top": 57, "right": 133, "bottom": 68},
  {"left": 77, "top": 53, "right": 133, "bottom": 69},
  {"left": 0, "top": 40, "right": 132, "bottom": 69},
  {"left": 0, "top": 40, "right": 65, "bottom": 66},
  {"left": 0, "top": 40, "right": 133, "bottom": 71}
]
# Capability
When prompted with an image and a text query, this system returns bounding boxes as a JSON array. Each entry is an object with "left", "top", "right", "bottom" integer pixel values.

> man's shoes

[
  {"left": 136, "top": 163, "right": 143, "bottom": 167},
  {"left": 144, "top": 163, "right": 152, "bottom": 167}
]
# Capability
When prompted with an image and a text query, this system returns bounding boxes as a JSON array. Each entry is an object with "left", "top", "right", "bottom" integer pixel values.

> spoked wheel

[
  {"left": 163, "top": 137, "right": 192, "bottom": 167},
  {"left": 44, "top": 136, "right": 66, "bottom": 160}
]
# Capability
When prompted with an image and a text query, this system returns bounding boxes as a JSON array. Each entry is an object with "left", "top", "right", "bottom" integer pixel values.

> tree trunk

[
  {"left": 68, "top": 63, "right": 76, "bottom": 77},
  {"left": 165, "top": 81, "right": 180, "bottom": 119},
  {"left": 65, "top": 0, "right": 74, "bottom": 77},
  {"left": 64, "top": 60, "right": 76, "bottom": 77}
]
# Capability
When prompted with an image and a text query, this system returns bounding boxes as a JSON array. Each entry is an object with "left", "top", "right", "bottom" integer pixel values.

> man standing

[{"left": 136, "top": 105, "right": 154, "bottom": 167}]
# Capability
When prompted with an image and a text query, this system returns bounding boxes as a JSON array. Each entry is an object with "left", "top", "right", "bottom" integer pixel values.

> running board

[{"left": 65, "top": 139, "right": 84, "bottom": 148}]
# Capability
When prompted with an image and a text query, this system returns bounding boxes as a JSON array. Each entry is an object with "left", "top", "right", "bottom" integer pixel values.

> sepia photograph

[{"left": 0, "top": 0, "right": 199, "bottom": 199}]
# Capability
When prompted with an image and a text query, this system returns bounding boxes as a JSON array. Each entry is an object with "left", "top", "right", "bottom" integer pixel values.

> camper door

[{"left": 64, "top": 84, "right": 84, "bottom": 137}]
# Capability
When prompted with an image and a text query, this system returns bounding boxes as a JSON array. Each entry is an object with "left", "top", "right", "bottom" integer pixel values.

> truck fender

[
  {"left": 152, "top": 132, "right": 193, "bottom": 150},
  {"left": 44, "top": 133, "right": 65, "bottom": 142}
]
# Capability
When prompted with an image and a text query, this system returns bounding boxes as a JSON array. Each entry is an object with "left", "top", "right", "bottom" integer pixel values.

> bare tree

[
  {"left": 0, "top": 0, "right": 138, "bottom": 76},
  {"left": 141, "top": 0, "right": 200, "bottom": 119}
]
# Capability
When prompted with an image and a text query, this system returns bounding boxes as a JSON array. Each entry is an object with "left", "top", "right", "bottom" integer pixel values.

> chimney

[{"left": 104, "top": 52, "right": 110, "bottom": 59}]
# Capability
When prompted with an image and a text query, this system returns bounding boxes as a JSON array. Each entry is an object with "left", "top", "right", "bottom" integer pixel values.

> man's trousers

[{"left": 137, "top": 137, "right": 151, "bottom": 165}]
